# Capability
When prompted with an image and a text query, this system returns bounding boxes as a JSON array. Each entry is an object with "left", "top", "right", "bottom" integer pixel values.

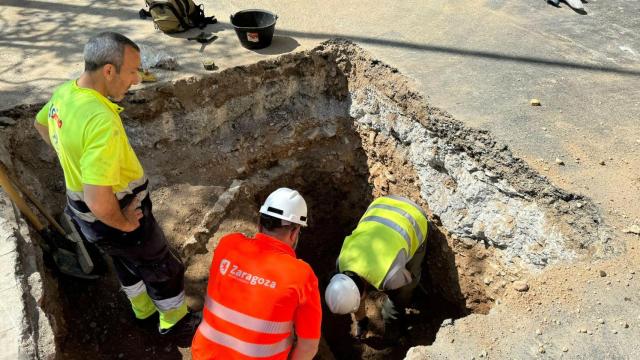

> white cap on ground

[
  {"left": 259, "top": 187, "right": 308, "bottom": 227},
  {"left": 325, "top": 273, "right": 361, "bottom": 314}
]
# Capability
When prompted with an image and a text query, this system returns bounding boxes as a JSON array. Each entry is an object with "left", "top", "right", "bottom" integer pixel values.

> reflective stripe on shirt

[
  {"left": 197, "top": 319, "right": 293, "bottom": 358},
  {"left": 205, "top": 296, "right": 293, "bottom": 334}
]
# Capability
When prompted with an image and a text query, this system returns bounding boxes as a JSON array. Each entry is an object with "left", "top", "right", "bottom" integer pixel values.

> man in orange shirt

[{"left": 191, "top": 188, "right": 321, "bottom": 360}]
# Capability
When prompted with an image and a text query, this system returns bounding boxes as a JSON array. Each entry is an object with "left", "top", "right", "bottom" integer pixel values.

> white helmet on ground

[
  {"left": 325, "top": 273, "right": 361, "bottom": 314},
  {"left": 259, "top": 187, "right": 308, "bottom": 227}
]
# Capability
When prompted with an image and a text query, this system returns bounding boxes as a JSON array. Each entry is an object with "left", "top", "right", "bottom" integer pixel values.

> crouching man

[{"left": 325, "top": 195, "right": 428, "bottom": 341}]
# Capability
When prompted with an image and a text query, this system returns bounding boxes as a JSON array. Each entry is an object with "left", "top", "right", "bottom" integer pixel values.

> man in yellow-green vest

[
  {"left": 33, "top": 32, "right": 199, "bottom": 341},
  {"left": 324, "top": 195, "right": 429, "bottom": 341}
]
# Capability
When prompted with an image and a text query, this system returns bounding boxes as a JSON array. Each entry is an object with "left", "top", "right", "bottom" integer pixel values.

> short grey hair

[{"left": 83, "top": 32, "right": 139, "bottom": 72}]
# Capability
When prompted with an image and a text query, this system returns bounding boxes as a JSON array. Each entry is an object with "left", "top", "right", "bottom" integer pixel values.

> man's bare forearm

[
  {"left": 289, "top": 338, "right": 319, "bottom": 360},
  {"left": 83, "top": 184, "right": 141, "bottom": 232}
]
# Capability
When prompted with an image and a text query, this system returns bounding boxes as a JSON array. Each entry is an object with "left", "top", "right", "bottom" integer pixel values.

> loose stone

[{"left": 513, "top": 281, "right": 529, "bottom": 292}]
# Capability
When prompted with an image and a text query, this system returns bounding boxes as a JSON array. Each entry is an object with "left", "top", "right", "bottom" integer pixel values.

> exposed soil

[{"left": 0, "top": 41, "right": 627, "bottom": 360}]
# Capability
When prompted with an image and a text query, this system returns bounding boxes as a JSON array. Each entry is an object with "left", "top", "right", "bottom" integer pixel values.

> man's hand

[
  {"left": 122, "top": 195, "right": 143, "bottom": 232},
  {"left": 84, "top": 184, "right": 143, "bottom": 232}
]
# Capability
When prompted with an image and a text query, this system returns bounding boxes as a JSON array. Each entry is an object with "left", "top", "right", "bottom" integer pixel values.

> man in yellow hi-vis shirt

[{"left": 33, "top": 32, "right": 199, "bottom": 341}]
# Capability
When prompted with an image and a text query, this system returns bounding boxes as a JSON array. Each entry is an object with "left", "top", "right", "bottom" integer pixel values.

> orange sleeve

[{"left": 293, "top": 267, "right": 322, "bottom": 339}]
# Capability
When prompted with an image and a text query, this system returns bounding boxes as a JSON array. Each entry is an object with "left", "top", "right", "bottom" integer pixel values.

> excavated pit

[{"left": 0, "top": 40, "right": 613, "bottom": 359}]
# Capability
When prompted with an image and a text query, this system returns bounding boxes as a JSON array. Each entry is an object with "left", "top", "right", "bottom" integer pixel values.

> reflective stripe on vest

[
  {"left": 385, "top": 194, "right": 429, "bottom": 222},
  {"left": 204, "top": 296, "right": 292, "bottom": 334},
  {"left": 366, "top": 203, "right": 425, "bottom": 245},
  {"left": 360, "top": 215, "right": 412, "bottom": 249},
  {"left": 197, "top": 318, "right": 293, "bottom": 358},
  {"left": 359, "top": 196, "right": 428, "bottom": 253}
]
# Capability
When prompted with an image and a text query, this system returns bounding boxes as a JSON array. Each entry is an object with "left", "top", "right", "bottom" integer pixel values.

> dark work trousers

[{"left": 68, "top": 196, "right": 185, "bottom": 302}]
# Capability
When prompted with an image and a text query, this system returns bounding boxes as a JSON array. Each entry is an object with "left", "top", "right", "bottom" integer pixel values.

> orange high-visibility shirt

[{"left": 191, "top": 232, "right": 322, "bottom": 360}]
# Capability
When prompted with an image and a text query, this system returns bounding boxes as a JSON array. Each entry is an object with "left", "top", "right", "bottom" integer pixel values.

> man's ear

[
  {"left": 289, "top": 226, "right": 300, "bottom": 242},
  {"left": 102, "top": 64, "right": 116, "bottom": 81}
]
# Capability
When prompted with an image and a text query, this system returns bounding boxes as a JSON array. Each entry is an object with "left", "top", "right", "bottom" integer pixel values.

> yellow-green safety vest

[{"left": 338, "top": 195, "right": 429, "bottom": 290}]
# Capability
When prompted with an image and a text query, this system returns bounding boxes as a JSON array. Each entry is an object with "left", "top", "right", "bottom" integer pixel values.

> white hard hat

[
  {"left": 325, "top": 273, "right": 361, "bottom": 314},
  {"left": 259, "top": 187, "right": 308, "bottom": 227}
]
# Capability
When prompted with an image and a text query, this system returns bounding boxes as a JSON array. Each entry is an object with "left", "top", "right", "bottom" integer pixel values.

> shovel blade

[{"left": 52, "top": 248, "right": 99, "bottom": 280}]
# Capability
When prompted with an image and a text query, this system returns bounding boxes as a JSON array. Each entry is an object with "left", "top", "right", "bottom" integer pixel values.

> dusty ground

[{"left": 407, "top": 243, "right": 640, "bottom": 359}]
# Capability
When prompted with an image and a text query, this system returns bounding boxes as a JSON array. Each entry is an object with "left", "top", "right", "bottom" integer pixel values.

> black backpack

[{"left": 140, "top": 0, "right": 216, "bottom": 33}]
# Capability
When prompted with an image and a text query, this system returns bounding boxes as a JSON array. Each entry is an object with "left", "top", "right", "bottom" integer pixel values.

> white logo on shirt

[
  {"left": 219, "top": 259, "right": 231, "bottom": 275},
  {"left": 219, "top": 258, "right": 277, "bottom": 289}
]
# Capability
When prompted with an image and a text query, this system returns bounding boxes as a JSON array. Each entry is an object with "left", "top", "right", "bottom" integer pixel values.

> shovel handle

[
  {"left": 0, "top": 162, "right": 66, "bottom": 235},
  {"left": 0, "top": 161, "right": 46, "bottom": 232}
]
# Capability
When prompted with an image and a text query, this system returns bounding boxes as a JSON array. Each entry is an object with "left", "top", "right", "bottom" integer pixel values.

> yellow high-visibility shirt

[{"left": 36, "top": 80, "right": 144, "bottom": 193}]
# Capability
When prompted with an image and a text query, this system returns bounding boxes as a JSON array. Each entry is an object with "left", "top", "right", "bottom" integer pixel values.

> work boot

[
  {"left": 159, "top": 310, "right": 202, "bottom": 344},
  {"left": 133, "top": 311, "right": 159, "bottom": 332}
]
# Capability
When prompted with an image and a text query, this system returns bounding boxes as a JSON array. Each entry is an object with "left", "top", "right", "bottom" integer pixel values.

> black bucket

[{"left": 230, "top": 9, "right": 278, "bottom": 50}]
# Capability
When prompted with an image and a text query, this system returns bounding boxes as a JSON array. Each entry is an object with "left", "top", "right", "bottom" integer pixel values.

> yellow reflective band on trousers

[
  {"left": 338, "top": 195, "right": 428, "bottom": 289},
  {"left": 159, "top": 302, "right": 188, "bottom": 330},
  {"left": 130, "top": 291, "right": 157, "bottom": 320}
]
